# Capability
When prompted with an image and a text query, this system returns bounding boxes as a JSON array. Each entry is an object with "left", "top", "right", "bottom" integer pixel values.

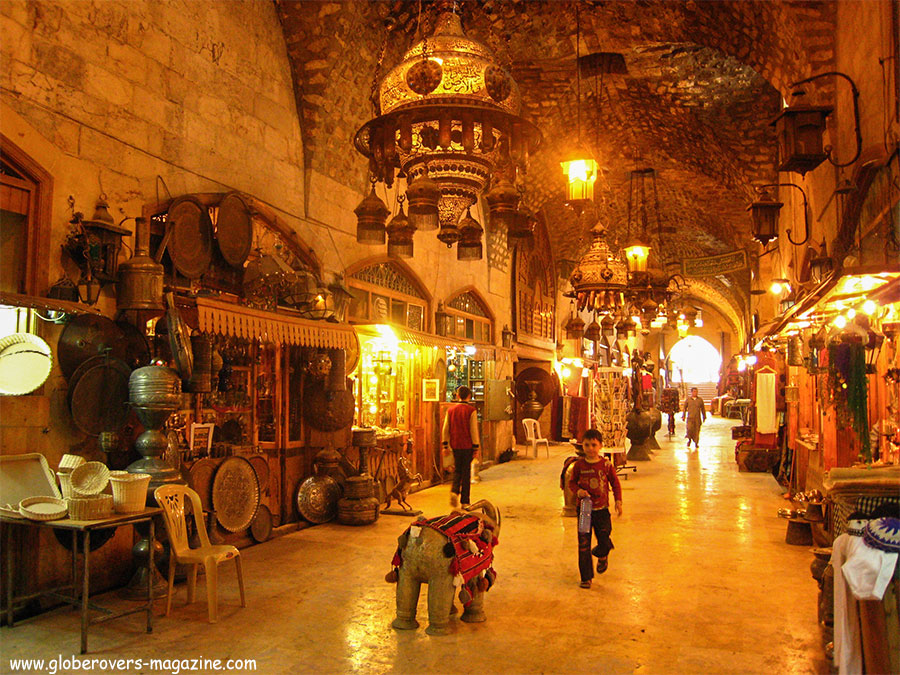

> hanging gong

[
  {"left": 167, "top": 196, "right": 213, "bottom": 279},
  {"left": 344, "top": 330, "right": 361, "bottom": 374},
  {"left": 215, "top": 192, "right": 253, "bottom": 268},
  {"left": 58, "top": 314, "right": 126, "bottom": 380}
]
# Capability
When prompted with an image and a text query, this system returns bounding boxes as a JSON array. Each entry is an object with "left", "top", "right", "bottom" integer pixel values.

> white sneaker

[{"left": 450, "top": 493, "right": 460, "bottom": 508}]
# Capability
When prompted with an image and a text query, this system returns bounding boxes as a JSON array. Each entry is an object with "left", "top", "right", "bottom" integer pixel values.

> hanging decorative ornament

[
  {"left": 485, "top": 174, "right": 519, "bottom": 231},
  {"left": 456, "top": 207, "right": 483, "bottom": 261},
  {"left": 584, "top": 316, "right": 602, "bottom": 341},
  {"left": 569, "top": 223, "right": 628, "bottom": 313}
]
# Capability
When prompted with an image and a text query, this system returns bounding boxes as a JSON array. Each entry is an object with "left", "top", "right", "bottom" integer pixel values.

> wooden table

[{"left": 1, "top": 507, "right": 161, "bottom": 654}]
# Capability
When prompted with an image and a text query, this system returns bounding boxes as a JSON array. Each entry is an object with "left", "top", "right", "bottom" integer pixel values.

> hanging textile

[{"left": 756, "top": 370, "right": 778, "bottom": 434}]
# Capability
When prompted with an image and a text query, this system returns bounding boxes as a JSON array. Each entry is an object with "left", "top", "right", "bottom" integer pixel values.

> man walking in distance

[
  {"left": 682, "top": 386, "right": 707, "bottom": 451},
  {"left": 442, "top": 385, "right": 479, "bottom": 508}
]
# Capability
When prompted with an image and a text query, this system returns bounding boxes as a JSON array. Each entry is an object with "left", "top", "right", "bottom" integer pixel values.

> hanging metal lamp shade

[
  {"left": 771, "top": 102, "right": 832, "bottom": 175},
  {"left": 485, "top": 175, "right": 519, "bottom": 231},
  {"left": 457, "top": 208, "right": 483, "bottom": 261},
  {"left": 601, "top": 313, "right": 615, "bottom": 337},
  {"left": 386, "top": 204, "right": 415, "bottom": 259},
  {"left": 354, "top": 186, "right": 390, "bottom": 245},
  {"left": 406, "top": 172, "right": 441, "bottom": 231},
  {"left": 565, "top": 313, "right": 585, "bottom": 340}
]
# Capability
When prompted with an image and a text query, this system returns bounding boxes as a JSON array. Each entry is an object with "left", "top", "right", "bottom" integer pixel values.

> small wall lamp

[{"left": 749, "top": 183, "right": 810, "bottom": 246}]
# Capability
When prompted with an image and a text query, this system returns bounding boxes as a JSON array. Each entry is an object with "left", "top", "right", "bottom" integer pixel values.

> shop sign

[{"left": 681, "top": 250, "right": 748, "bottom": 277}]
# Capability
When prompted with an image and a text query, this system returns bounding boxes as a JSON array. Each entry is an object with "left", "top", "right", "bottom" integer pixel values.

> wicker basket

[
  {"left": 66, "top": 494, "right": 113, "bottom": 520},
  {"left": 109, "top": 471, "right": 151, "bottom": 513},
  {"left": 70, "top": 461, "right": 110, "bottom": 497},
  {"left": 58, "top": 454, "right": 85, "bottom": 472},
  {"left": 57, "top": 471, "right": 75, "bottom": 499}
]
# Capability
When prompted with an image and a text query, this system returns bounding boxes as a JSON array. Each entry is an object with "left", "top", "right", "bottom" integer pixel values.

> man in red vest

[{"left": 442, "top": 385, "right": 480, "bottom": 508}]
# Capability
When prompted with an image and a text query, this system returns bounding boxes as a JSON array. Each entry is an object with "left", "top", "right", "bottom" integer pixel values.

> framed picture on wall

[
  {"left": 189, "top": 423, "right": 214, "bottom": 456},
  {"left": 422, "top": 379, "right": 440, "bottom": 402}
]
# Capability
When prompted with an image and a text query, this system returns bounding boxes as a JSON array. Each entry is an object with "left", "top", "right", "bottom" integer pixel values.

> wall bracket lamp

[{"left": 749, "top": 182, "right": 810, "bottom": 246}]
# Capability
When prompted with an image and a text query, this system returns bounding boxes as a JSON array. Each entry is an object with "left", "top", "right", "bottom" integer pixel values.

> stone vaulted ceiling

[{"left": 275, "top": 0, "right": 837, "bottom": 328}]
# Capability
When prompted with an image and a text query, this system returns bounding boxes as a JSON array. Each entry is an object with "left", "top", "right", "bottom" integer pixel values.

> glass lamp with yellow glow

[
  {"left": 561, "top": 150, "right": 598, "bottom": 205},
  {"left": 623, "top": 238, "right": 651, "bottom": 274}
]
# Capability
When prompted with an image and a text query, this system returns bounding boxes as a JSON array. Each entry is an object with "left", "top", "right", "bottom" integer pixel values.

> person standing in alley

[
  {"left": 442, "top": 385, "right": 479, "bottom": 508},
  {"left": 682, "top": 386, "right": 707, "bottom": 450}
]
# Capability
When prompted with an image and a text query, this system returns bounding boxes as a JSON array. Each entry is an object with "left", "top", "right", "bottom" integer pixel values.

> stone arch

[{"left": 344, "top": 256, "right": 434, "bottom": 331}]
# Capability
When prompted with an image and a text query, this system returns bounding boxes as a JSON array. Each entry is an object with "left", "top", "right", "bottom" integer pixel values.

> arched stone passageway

[{"left": 667, "top": 335, "right": 723, "bottom": 385}]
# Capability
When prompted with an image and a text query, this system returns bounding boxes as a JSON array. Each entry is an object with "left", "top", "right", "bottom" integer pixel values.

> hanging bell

[
  {"left": 457, "top": 208, "right": 483, "bottom": 261},
  {"left": 406, "top": 172, "right": 441, "bottom": 231},
  {"left": 354, "top": 186, "right": 390, "bottom": 245}
]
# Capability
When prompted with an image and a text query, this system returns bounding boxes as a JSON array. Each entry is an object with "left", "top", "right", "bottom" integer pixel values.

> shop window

[
  {"left": 347, "top": 260, "right": 429, "bottom": 331},
  {"left": 1, "top": 137, "right": 51, "bottom": 296},
  {"left": 444, "top": 289, "right": 494, "bottom": 344}
]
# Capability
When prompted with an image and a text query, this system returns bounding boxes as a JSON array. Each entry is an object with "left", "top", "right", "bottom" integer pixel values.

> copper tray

[
  {"left": 212, "top": 456, "right": 259, "bottom": 532},
  {"left": 67, "top": 355, "right": 131, "bottom": 435},
  {"left": 58, "top": 314, "right": 126, "bottom": 379},
  {"left": 250, "top": 503, "right": 272, "bottom": 543},
  {"left": 296, "top": 474, "right": 340, "bottom": 524},
  {"left": 215, "top": 192, "right": 253, "bottom": 268},
  {"left": 188, "top": 458, "right": 217, "bottom": 512},
  {"left": 167, "top": 196, "right": 213, "bottom": 279},
  {"left": 248, "top": 455, "right": 269, "bottom": 493}
]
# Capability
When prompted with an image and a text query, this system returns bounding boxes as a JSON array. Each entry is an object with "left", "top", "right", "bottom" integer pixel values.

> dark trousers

[
  {"left": 578, "top": 508, "right": 613, "bottom": 581},
  {"left": 451, "top": 447, "right": 474, "bottom": 505}
]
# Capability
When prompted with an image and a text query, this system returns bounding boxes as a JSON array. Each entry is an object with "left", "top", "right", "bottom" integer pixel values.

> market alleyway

[{"left": 2, "top": 417, "right": 830, "bottom": 674}]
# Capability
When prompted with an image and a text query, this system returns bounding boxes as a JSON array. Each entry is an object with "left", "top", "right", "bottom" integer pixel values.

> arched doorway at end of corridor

[{"left": 666, "top": 335, "right": 722, "bottom": 399}]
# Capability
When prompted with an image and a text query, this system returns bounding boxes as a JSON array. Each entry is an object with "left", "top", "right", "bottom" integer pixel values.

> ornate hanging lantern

[
  {"left": 771, "top": 95, "right": 832, "bottom": 175},
  {"left": 484, "top": 175, "right": 519, "bottom": 232},
  {"left": 405, "top": 172, "right": 441, "bottom": 231},
  {"left": 584, "top": 316, "right": 602, "bottom": 341},
  {"left": 565, "top": 312, "right": 585, "bottom": 340},
  {"left": 569, "top": 223, "right": 628, "bottom": 313},
  {"left": 386, "top": 202, "right": 415, "bottom": 259},
  {"left": 354, "top": 185, "right": 390, "bottom": 245},
  {"left": 353, "top": 7, "right": 541, "bottom": 251},
  {"left": 456, "top": 207, "right": 484, "bottom": 261},
  {"left": 601, "top": 313, "right": 616, "bottom": 337},
  {"left": 810, "top": 240, "right": 834, "bottom": 284}
]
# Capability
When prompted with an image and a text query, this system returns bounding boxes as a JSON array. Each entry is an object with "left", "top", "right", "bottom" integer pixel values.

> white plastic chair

[{"left": 522, "top": 418, "right": 550, "bottom": 458}]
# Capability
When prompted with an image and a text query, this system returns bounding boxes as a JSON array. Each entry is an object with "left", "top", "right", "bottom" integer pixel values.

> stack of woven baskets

[{"left": 56, "top": 456, "right": 152, "bottom": 519}]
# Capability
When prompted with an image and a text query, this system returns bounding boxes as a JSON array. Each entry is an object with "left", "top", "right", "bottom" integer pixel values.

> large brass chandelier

[{"left": 353, "top": 7, "right": 542, "bottom": 260}]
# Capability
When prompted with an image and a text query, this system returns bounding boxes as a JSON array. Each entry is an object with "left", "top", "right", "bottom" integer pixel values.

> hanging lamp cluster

[{"left": 353, "top": 6, "right": 542, "bottom": 261}]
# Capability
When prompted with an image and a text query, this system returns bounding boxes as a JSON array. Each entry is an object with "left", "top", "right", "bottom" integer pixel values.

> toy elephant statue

[{"left": 386, "top": 500, "right": 500, "bottom": 636}]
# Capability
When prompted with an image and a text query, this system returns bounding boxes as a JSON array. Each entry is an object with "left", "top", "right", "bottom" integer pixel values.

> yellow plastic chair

[{"left": 154, "top": 485, "right": 246, "bottom": 623}]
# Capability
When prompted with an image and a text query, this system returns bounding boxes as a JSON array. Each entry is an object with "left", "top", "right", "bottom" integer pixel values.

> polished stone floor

[{"left": 2, "top": 416, "right": 830, "bottom": 674}]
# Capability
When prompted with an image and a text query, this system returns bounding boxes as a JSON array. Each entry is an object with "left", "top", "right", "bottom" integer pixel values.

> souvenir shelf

[{"left": 591, "top": 367, "right": 629, "bottom": 451}]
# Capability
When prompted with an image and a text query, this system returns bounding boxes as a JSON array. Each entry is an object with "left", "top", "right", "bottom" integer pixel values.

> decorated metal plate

[
  {"left": 296, "top": 475, "right": 340, "bottom": 524},
  {"left": 248, "top": 455, "right": 269, "bottom": 493},
  {"left": 187, "top": 458, "right": 217, "bottom": 512},
  {"left": 215, "top": 192, "right": 253, "bottom": 268},
  {"left": 167, "top": 196, "right": 213, "bottom": 279},
  {"left": 58, "top": 314, "right": 126, "bottom": 379},
  {"left": 212, "top": 456, "right": 259, "bottom": 532},
  {"left": 67, "top": 355, "right": 131, "bottom": 436},
  {"left": 250, "top": 503, "right": 272, "bottom": 543}
]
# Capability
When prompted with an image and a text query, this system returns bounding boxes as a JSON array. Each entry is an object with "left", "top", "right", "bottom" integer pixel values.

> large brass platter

[
  {"left": 211, "top": 456, "right": 259, "bottom": 532},
  {"left": 296, "top": 475, "right": 340, "bottom": 524}
]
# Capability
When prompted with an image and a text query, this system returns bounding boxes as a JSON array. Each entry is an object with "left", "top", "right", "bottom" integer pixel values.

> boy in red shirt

[{"left": 567, "top": 428, "right": 623, "bottom": 588}]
